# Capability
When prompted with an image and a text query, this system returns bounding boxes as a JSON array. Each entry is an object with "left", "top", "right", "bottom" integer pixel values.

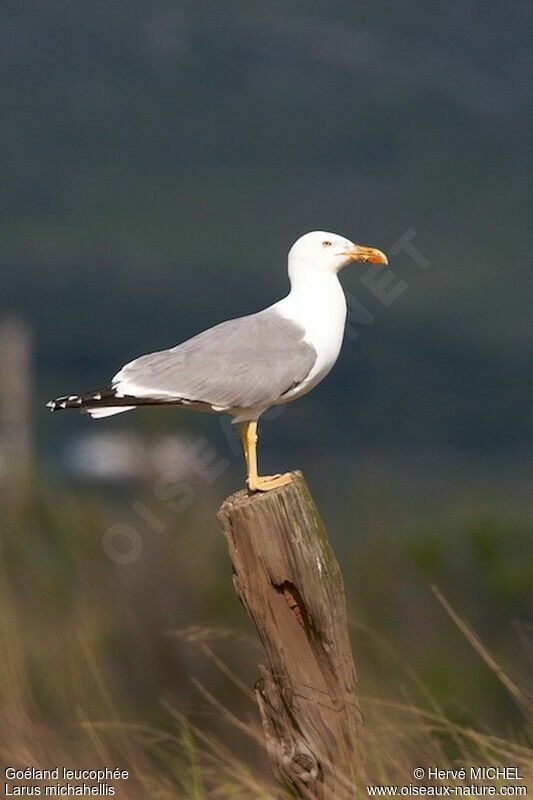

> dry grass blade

[
  {"left": 432, "top": 585, "right": 532, "bottom": 718},
  {"left": 162, "top": 700, "right": 277, "bottom": 799},
  {"left": 190, "top": 677, "right": 265, "bottom": 746},
  {"left": 166, "top": 626, "right": 260, "bottom": 650},
  {"left": 198, "top": 643, "right": 256, "bottom": 700}
]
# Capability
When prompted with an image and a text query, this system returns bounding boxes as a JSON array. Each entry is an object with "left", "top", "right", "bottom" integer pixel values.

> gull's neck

[
  {"left": 269, "top": 262, "right": 348, "bottom": 394},
  {"left": 273, "top": 265, "right": 347, "bottom": 346},
  {"left": 281, "top": 265, "right": 346, "bottom": 316}
]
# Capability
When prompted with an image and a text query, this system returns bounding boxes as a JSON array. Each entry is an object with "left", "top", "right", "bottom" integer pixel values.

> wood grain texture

[{"left": 218, "top": 471, "right": 362, "bottom": 799}]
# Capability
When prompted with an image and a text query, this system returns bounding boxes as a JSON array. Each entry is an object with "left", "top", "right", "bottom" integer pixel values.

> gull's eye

[{"left": 322, "top": 240, "right": 332, "bottom": 247}]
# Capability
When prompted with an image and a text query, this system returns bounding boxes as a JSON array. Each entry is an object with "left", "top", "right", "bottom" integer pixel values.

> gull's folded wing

[{"left": 113, "top": 309, "right": 317, "bottom": 410}]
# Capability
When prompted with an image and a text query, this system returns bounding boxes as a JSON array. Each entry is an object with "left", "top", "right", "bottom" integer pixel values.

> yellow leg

[{"left": 239, "top": 421, "right": 293, "bottom": 492}]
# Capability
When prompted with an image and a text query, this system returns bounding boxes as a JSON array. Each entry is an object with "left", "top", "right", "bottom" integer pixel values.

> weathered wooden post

[
  {"left": 0, "top": 316, "right": 33, "bottom": 469},
  {"left": 218, "top": 471, "right": 362, "bottom": 799}
]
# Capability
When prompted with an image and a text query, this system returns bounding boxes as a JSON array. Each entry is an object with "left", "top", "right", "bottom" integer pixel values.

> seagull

[{"left": 48, "top": 231, "right": 387, "bottom": 491}]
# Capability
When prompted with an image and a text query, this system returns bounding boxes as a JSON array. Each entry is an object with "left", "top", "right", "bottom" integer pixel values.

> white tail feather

[{"left": 85, "top": 406, "right": 136, "bottom": 419}]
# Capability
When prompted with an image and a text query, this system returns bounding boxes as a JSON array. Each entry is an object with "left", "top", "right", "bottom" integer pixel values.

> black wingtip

[{"left": 47, "top": 394, "right": 84, "bottom": 411}]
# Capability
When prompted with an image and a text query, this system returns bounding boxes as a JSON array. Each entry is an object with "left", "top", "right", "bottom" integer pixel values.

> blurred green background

[{"left": 0, "top": 0, "right": 531, "bottom": 780}]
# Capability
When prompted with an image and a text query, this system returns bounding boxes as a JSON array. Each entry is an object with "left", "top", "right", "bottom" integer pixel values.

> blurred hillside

[{"left": 1, "top": 0, "right": 532, "bottom": 457}]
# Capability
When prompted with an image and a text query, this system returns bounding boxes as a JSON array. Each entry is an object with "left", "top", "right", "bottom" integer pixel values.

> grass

[
  {"left": 0, "top": 471, "right": 531, "bottom": 797},
  {"left": 1, "top": 596, "right": 531, "bottom": 799}
]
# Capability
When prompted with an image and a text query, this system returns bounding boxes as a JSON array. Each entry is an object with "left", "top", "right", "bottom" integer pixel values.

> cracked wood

[{"left": 218, "top": 471, "right": 362, "bottom": 799}]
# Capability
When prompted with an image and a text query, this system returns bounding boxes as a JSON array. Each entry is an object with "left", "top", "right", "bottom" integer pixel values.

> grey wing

[{"left": 112, "top": 309, "right": 317, "bottom": 409}]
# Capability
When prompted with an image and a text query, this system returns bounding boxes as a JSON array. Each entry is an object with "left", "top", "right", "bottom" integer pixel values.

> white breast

[{"left": 272, "top": 273, "right": 347, "bottom": 402}]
